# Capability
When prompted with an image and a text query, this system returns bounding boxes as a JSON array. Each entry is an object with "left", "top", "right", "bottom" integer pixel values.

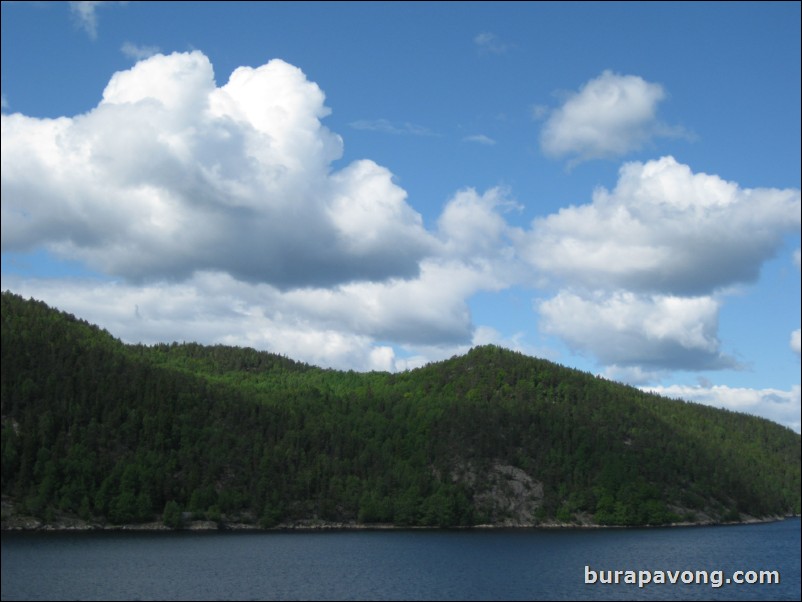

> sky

[{"left": 1, "top": 1, "right": 800, "bottom": 431}]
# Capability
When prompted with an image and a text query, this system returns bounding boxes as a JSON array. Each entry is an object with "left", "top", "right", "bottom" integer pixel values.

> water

[{"left": 2, "top": 519, "right": 799, "bottom": 601}]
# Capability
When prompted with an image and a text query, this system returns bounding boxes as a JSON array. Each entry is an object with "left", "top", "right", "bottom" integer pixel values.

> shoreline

[{"left": 2, "top": 513, "right": 797, "bottom": 533}]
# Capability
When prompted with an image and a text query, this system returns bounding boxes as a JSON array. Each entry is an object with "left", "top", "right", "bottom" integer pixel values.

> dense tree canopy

[{"left": 1, "top": 291, "right": 799, "bottom": 528}]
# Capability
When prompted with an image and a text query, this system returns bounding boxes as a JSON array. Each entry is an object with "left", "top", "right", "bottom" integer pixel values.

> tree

[{"left": 163, "top": 500, "right": 182, "bottom": 529}]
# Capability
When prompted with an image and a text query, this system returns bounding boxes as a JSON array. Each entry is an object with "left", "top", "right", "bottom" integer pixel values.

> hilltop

[{"left": 1, "top": 291, "right": 799, "bottom": 529}]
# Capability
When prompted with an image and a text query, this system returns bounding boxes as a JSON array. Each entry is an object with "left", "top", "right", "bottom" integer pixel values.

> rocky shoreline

[
  {"left": 3, "top": 512, "right": 795, "bottom": 533},
  {"left": 3, "top": 493, "right": 795, "bottom": 532}
]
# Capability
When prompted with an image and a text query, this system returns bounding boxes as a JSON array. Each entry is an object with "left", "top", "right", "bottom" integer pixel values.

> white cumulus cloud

[
  {"left": 522, "top": 156, "right": 801, "bottom": 295},
  {"left": 1, "top": 261, "right": 506, "bottom": 372},
  {"left": 0, "top": 273, "right": 360, "bottom": 371},
  {"left": 792, "top": 329, "right": 801, "bottom": 357},
  {"left": 438, "top": 187, "right": 519, "bottom": 261},
  {"left": 540, "top": 70, "right": 686, "bottom": 163},
  {"left": 538, "top": 291, "right": 737, "bottom": 371},
  {"left": 1, "top": 51, "right": 435, "bottom": 289},
  {"left": 0, "top": 51, "right": 534, "bottom": 371}
]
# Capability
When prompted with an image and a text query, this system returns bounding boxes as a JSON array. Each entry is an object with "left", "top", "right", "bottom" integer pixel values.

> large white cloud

[
  {"left": 3, "top": 52, "right": 523, "bottom": 370},
  {"left": 0, "top": 262, "right": 513, "bottom": 372},
  {"left": 538, "top": 291, "right": 736, "bottom": 371},
  {"left": 1, "top": 51, "right": 434, "bottom": 289},
  {"left": 522, "top": 156, "right": 801, "bottom": 295},
  {"left": 0, "top": 188, "right": 526, "bottom": 367},
  {"left": 1, "top": 272, "right": 395, "bottom": 371},
  {"left": 540, "top": 71, "right": 683, "bottom": 162}
]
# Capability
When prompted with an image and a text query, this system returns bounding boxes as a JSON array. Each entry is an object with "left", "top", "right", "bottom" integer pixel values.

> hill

[{"left": 1, "top": 291, "right": 799, "bottom": 529}]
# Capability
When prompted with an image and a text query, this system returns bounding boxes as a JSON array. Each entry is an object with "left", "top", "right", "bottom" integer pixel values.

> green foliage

[
  {"left": 1, "top": 291, "right": 800, "bottom": 528},
  {"left": 162, "top": 500, "right": 182, "bottom": 529}
]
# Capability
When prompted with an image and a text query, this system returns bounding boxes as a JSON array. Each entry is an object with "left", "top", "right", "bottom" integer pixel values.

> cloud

[
  {"left": 792, "top": 329, "right": 801, "bottom": 356},
  {"left": 794, "top": 248, "right": 801, "bottom": 271},
  {"left": 527, "top": 156, "right": 799, "bottom": 376},
  {"left": 602, "top": 365, "right": 668, "bottom": 386},
  {"left": 463, "top": 134, "right": 496, "bottom": 146},
  {"left": 1, "top": 272, "right": 397, "bottom": 371},
  {"left": 538, "top": 290, "right": 738, "bottom": 371},
  {"left": 69, "top": 1, "right": 101, "bottom": 38},
  {"left": 530, "top": 104, "right": 548, "bottom": 121},
  {"left": 522, "top": 156, "right": 801, "bottom": 295},
  {"left": 473, "top": 32, "right": 508, "bottom": 55},
  {"left": 437, "top": 187, "right": 520, "bottom": 263},
  {"left": 0, "top": 254, "right": 508, "bottom": 372},
  {"left": 540, "top": 71, "right": 687, "bottom": 163},
  {"left": 1, "top": 49, "right": 797, "bottom": 397},
  {"left": 644, "top": 383, "right": 801, "bottom": 433},
  {"left": 1, "top": 93, "right": 7, "bottom": 111},
  {"left": 349, "top": 119, "right": 436, "bottom": 136},
  {"left": 265, "top": 188, "right": 525, "bottom": 348},
  {"left": 121, "top": 41, "right": 161, "bottom": 60},
  {"left": 277, "top": 261, "right": 479, "bottom": 347},
  {"left": 1, "top": 51, "right": 532, "bottom": 372},
  {"left": 69, "top": 1, "right": 123, "bottom": 39},
  {"left": 1, "top": 51, "right": 435, "bottom": 289}
]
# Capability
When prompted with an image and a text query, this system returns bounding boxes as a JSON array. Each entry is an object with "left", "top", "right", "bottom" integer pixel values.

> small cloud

[
  {"left": 794, "top": 248, "right": 801, "bottom": 271},
  {"left": 530, "top": 104, "right": 549, "bottom": 121},
  {"left": 69, "top": 1, "right": 103, "bottom": 39},
  {"left": 349, "top": 119, "right": 435, "bottom": 137},
  {"left": 540, "top": 70, "right": 688, "bottom": 164},
  {"left": 121, "top": 41, "right": 161, "bottom": 60},
  {"left": 463, "top": 134, "right": 496, "bottom": 146},
  {"left": 603, "top": 364, "right": 667, "bottom": 386},
  {"left": 792, "top": 329, "right": 801, "bottom": 357},
  {"left": 1, "top": 93, "right": 8, "bottom": 111},
  {"left": 474, "top": 32, "right": 508, "bottom": 55},
  {"left": 69, "top": 1, "right": 125, "bottom": 39}
]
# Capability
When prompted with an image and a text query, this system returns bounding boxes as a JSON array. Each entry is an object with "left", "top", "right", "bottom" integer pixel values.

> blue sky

[{"left": 2, "top": 1, "right": 800, "bottom": 430}]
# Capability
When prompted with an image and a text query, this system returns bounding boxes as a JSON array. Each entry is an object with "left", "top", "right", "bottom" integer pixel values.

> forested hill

[{"left": 1, "top": 291, "right": 799, "bottom": 529}]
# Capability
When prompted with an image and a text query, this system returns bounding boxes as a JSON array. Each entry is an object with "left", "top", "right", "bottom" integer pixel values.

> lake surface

[{"left": 2, "top": 518, "right": 799, "bottom": 601}]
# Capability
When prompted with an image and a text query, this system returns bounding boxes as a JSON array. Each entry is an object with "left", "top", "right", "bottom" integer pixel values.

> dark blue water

[{"left": 2, "top": 518, "right": 799, "bottom": 601}]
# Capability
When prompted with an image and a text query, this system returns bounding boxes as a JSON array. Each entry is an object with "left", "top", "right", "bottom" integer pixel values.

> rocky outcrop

[{"left": 449, "top": 461, "right": 544, "bottom": 526}]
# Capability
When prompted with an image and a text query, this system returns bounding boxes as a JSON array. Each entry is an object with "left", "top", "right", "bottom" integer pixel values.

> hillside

[{"left": 1, "top": 291, "right": 799, "bottom": 529}]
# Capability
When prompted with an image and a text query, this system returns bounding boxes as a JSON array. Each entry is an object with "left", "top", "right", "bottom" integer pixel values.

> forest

[{"left": 1, "top": 291, "right": 800, "bottom": 529}]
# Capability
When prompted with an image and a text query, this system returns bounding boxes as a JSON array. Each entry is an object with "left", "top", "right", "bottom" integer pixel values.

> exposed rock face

[{"left": 450, "top": 461, "right": 544, "bottom": 526}]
